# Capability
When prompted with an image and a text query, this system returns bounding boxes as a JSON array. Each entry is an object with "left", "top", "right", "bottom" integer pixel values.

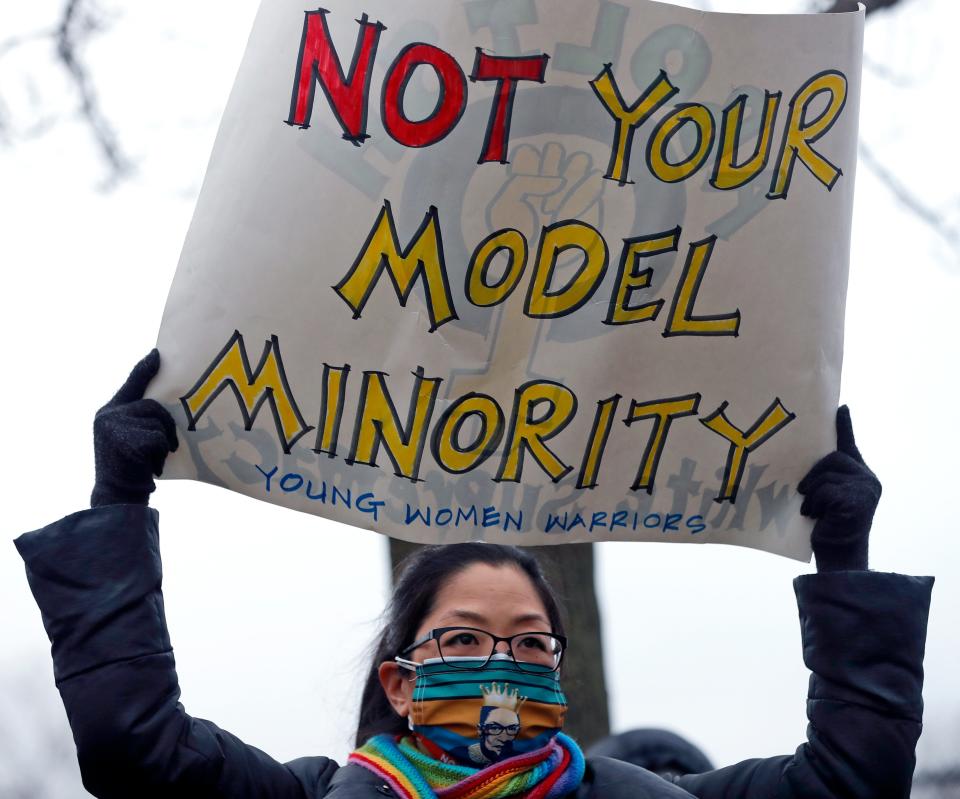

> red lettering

[
  {"left": 286, "top": 10, "right": 385, "bottom": 143},
  {"left": 381, "top": 44, "right": 468, "bottom": 148},
  {"left": 470, "top": 51, "right": 550, "bottom": 164}
]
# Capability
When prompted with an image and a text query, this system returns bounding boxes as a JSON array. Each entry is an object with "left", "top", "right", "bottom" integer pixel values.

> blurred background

[{"left": 1, "top": 0, "right": 957, "bottom": 796}]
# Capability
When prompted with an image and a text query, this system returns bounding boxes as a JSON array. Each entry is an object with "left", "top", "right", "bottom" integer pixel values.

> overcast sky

[{"left": 2, "top": 0, "right": 958, "bottom": 794}]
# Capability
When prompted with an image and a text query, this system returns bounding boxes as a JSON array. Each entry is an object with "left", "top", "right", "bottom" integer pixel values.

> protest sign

[{"left": 150, "top": 0, "right": 865, "bottom": 560}]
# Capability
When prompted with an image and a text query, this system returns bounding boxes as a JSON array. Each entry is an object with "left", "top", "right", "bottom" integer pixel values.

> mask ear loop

[
  {"left": 395, "top": 656, "right": 419, "bottom": 682},
  {"left": 396, "top": 656, "right": 426, "bottom": 725},
  {"left": 550, "top": 663, "right": 566, "bottom": 707}
]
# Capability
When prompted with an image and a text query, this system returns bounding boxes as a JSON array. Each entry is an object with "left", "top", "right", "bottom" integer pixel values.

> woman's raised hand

[
  {"left": 91, "top": 349, "right": 179, "bottom": 507},
  {"left": 798, "top": 406, "right": 881, "bottom": 572}
]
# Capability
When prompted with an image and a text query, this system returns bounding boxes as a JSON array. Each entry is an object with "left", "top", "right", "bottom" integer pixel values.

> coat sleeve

[
  {"left": 675, "top": 570, "right": 934, "bottom": 799},
  {"left": 14, "top": 504, "right": 338, "bottom": 799}
]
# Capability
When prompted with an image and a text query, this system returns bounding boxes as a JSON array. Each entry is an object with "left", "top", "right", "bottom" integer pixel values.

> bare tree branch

[
  {"left": 55, "top": 0, "right": 131, "bottom": 186},
  {"left": 813, "top": 0, "right": 960, "bottom": 260},
  {"left": 862, "top": 54, "right": 918, "bottom": 88},
  {"left": 0, "top": 29, "right": 55, "bottom": 59},
  {"left": 819, "top": 0, "right": 913, "bottom": 13},
  {"left": 858, "top": 141, "right": 960, "bottom": 252},
  {"left": 0, "top": 29, "right": 56, "bottom": 144},
  {"left": 0, "top": 0, "right": 131, "bottom": 187}
]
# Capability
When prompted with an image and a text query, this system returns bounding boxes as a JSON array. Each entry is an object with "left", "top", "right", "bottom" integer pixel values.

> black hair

[{"left": 354, "top": 543, "right": 566, "bottom": 747}]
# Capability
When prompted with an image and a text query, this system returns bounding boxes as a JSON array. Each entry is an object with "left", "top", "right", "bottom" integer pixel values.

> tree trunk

[{"left": 388, "top": 539, "right": 610, "bottom": 748}]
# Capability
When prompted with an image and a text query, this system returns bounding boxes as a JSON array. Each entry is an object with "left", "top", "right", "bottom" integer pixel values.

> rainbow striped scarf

[{"left": 349, "top": 732, "right": 585, "bottom": 799}]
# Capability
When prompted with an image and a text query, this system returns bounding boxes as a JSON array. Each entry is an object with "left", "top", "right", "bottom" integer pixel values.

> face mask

[{"left": 397, "top": 653, "right": 567, "bottom": 766}]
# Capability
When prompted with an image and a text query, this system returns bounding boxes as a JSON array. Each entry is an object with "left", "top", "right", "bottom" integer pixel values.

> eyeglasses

[
  {"left": 399, "top": 626, "right": 566, "bottom": 672},
  {"left": 481, "top": 722, "right": 521, "bottom": 735}
]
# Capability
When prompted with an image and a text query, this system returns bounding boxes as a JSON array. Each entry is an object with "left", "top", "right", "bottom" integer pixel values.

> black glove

[
  {"left": 91, "top": 349, "right": 179, "bottom": 507},
  {"left": 798, "top": 406, "right": 881, "bottom": 572}
]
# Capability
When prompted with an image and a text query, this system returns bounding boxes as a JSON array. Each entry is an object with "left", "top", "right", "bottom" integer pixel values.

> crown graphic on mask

[{"left": 480, "top": 683, "right": 527, "bottom": 712}]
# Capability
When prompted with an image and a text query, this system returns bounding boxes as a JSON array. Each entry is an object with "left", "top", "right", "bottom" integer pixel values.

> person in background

[
  {"left": 15, "top": 351, "right": 933, "bottom": 798},
  {"left": 588, "top": 729, "right": 714, "bottom": 781}
]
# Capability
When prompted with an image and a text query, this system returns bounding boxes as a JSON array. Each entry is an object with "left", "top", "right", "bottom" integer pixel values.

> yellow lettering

[
  {"left": 711, "top": 91, "right": 782, "bottom": 191},
  {"left": 768, "top": 71, "right": 848, "bottom": 199},
  {"left": 347, "top": 367, "right": 442, "bottom": 481},
  {"left": 334, "top": 201, "right": 457, "bottom": 331},
  {"left": 663, "top": 236, "right": 740, "bottom": 337},
  {"left": 525, "top": 221, "right": 609, "bottom": 318},
  {"left": 647, "top": 103, "right": 716, "bottom": 184},
  {"left": 606, "top": 228, "right": 680, "bottom": 325},
  {"left": 576, "top": 395, "right": 622, "bottom": 489},
  {"left": 625, "top": 394, "right": 701, "bottom": 493},
  {"left": 701, "top": 399, "right": 796, "bottom": 502},
  {"left": 466, "top": 229, "right": 528, "bottom": 307},
  {"left": 314, "top": 364, "right": 350, "bottom": 456},
  {"left": 496, "top": 381, "right": 578, "bottom": 483},
  {"left": 180, "top": 331, "right": 312, "bottom": 454},
  {"left": 431, "top": 393, "right": 505, "bottom": 473},
  {"left": 590, "top": 66, "right": 678, "bottom": 185}
]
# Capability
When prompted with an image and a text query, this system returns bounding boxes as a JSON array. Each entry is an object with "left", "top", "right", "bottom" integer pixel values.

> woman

[{"left": 15, "top": 351, "right": 932, "bottom": 798}]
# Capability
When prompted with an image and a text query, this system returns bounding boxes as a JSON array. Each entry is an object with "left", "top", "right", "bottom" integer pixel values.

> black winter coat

[{"left": 15, "top": 505, "right": 933, "bottom": 799}]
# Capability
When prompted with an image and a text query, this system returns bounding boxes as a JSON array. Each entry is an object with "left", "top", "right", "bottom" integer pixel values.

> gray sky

[{"left": 2, "top": 0, "right": 958, "bottom": 792}]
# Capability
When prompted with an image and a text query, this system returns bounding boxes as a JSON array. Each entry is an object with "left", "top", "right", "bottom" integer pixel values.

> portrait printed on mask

[
  {"left": 408, "top": 657, "right": 566, "bottom": 764},
  {"left": 466, "top": 683, "right": 526, "bottom": 765}
]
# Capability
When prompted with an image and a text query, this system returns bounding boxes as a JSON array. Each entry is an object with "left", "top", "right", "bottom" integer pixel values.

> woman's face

[{"left": 378, "top": 562, "right": 552, "bottom": 719}]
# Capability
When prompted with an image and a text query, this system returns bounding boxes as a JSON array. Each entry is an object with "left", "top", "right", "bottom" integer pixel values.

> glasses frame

[
  {"left": 398, "top": 626, "right": 567, "bottom": 672},
  {"left": 480, "top": 722, "right": 521, "bottom": 736}
]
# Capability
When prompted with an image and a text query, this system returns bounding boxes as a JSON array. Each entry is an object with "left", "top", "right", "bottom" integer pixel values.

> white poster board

[{"left": 150, "top": 0, "right": 865, "bottom": 560}]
